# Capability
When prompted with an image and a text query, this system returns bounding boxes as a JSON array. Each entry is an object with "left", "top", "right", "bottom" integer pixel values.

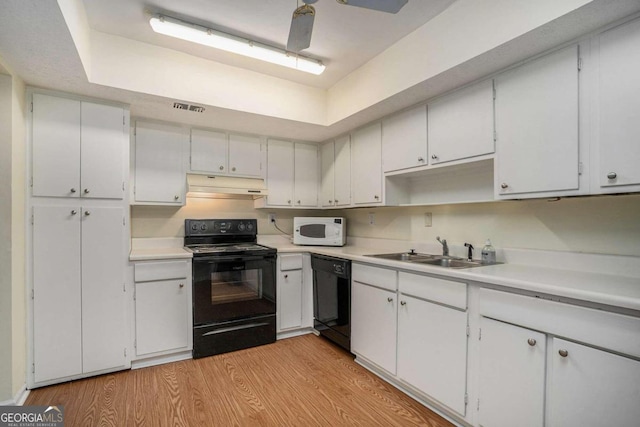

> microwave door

[{"left": 299, "top": 223, "right": 326, "bottom": 239}]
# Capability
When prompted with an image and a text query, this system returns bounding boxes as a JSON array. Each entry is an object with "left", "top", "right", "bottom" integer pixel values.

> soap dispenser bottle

[{"left": 481, "top": 239, "right": 496, "bottom": 264}]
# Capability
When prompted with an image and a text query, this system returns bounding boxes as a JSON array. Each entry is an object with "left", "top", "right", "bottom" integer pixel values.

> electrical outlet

[
  {"left": 424, "top": 212, "right": 432, "bottom": 227},
  {"left": 268, "top": 213, "right": 276, "bottom": 223},
  {"left": 368, "top": 213, "right": 375, "bottom": 225}
]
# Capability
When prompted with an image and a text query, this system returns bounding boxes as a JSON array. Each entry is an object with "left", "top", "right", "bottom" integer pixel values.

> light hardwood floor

[{"left": 26, "top": 334, "right": 454, "bottom": 426}]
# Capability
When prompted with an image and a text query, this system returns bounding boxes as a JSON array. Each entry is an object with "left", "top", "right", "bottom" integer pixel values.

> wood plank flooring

[{"left": 26, "top": 334, "right": 454, "bottom": 426}]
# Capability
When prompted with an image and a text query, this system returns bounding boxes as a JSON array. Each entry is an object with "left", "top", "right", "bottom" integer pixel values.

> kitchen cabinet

[
  {"left": 32, "top": 93, "right": 126, "bottom": 199},
  {"left": 134, "top": 121, "right": 188, "bottom": 205},
  {"left": 494, "top": 45, "right": 580, "bottom": 198},
  {"left": 594, "top": 18, "right": 640, "bottom": 192},
  {"left": 133, "top": 260, "right": 191, "bottom": 358},
  {"left": 397, "top": 272, "right": 468, "bottom": 416},
  {"left": 277, "top": 254, "right": 304, "bottom": 332},
  {"left": 229, "top": 134, "right": 263, "bottom": 177},
  {"left": 427, "top": 79, "right": 494, "bottom": 165},
  {"left": 352, "top": 123, "right": 383, "bottom": 205},
  {"left": 190, "top": 128, "right": 227, "bottom": 174},
  {"left": 382, "top": 105, "right": 427, "bottom": 172},
  {"left": 265, "top": 139, "right": 318, "bottom": 207},
  {"left": 32, "top": 205, "right": 127, "bottom": 384},
  {"left": 320, "top": 136, "right": 351, "bottom": 208},
  {"left": 478, "top": 317, "right": 546, "bottom": 427},
  {"left": 351, "top": 264, "right": 397, "bottom": 374}
]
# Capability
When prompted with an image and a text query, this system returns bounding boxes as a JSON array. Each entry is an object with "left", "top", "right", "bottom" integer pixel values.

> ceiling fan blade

[
  {"left": 287, "top": 4, "right": 315, "bottom": 52},
  {"left": 336, "top": 0, "right": 408, "bottom": 14}
]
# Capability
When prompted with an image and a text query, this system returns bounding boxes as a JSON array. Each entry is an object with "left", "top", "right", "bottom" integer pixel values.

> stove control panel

[{"left": 185, "top": 219, "right": 257, "bottom": 236}]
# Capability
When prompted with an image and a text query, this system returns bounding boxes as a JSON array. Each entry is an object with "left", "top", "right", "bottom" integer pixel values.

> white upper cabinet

[
  {"left": 320, "top": 136, "right": 351, "bottom": 208},
  {"left": 428, "top": 79, "right": 495, "bottom": 165},
  {"left": 134, "top": 121, "right": 188, "bottom": 205},
  {"left": 495, "top": 45, "right": 580, "bottom": 198},
  {"left": 32, "top": 94, "right": 126, "bottom": 199},
  {"left": 382, "top": 105, "right": 427, "bottom": 172},
  {"left": 595, "top": 18, "right": 640, "bottom": 191},
  {"left": 228, "top": 134, "right": 262, "bottom": 177},
  {"left": 265, "top": 139, "right": 318, "bottom": 208},
  {"left": 190, "top": 130, "right": 262, "bottom": 177},
  {"left": 352, "top": 123, "right": 383, "bottom": 205}
]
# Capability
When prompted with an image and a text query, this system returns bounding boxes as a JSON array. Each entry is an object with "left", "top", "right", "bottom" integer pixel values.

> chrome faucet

[{"left": 436, "top": 236, "right": 449, "bottom": 256}]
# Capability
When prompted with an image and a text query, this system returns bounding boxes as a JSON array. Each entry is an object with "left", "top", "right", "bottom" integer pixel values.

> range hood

[{"left": 187, "top": 174, "right": 268, "bottom": 199}]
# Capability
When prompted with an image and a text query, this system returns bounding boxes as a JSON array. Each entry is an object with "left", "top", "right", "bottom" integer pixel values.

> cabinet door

[
  {"left": 294, "top": 142, "right": 318, "bottom": 207},
  {"left": 32, "top": 205, "right": 82, "bottom": 383},
  {"left": 190, "top": 129, "right": 228, "bottom": 174},
  {"left": 80, "top": 102, "right": 125, "bottom": 199},
  {"left": 495, "top": 45, "right": 579, "bottom": 197},
  {"left": 277, "top": 269, "right": 303, "bottom": 331},
  {"left": 351, "top": 281, "right": 396, "bottom": 374},
  {"left": 597, "top": 18, "right": 640, "bottom": 188},
  {"left": 382, "top": 105, "right": 427, "bottom": 172},
  {"left": 478, "top": 317, "right": 546, "bottom": 427},
  {"left": 32, "top": 94, "right": 81, "bottom": 198},
  {"left": 352, "top": 123, "right": 382, "bottom": 205},
  {"left": 229, "top": 134, "right": 262, "bottom": 177},
  {"left": 397, "top": 295, "right": 468, "bottom": 415},
  {"left": 428, "top": 80, "right": 494, "bottom": 164},
  {"left": 266, "top": 139, "right": 294, "bottom": 206},
  {"left": 547, "top": 338, "right": 640, "bottom": 427},
  {"left": 320, "top": 142, "right": 335, "bottom": 207},
  {"left": 81, "top": 206, "right": 127, "bottom": 373},
  {"left": 134, "top": 121, "right": 186, "bottom": 204},
  {"left": 135, "top": 279, "right": 189, "bottom": 356},
  {"left": 333, "top": 135, "right": 351, "bottom": 207}
]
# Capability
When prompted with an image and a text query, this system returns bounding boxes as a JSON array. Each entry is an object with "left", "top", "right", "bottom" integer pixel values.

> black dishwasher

[{"left": 311, "top": 254, "right": 351, "bottom": 351}]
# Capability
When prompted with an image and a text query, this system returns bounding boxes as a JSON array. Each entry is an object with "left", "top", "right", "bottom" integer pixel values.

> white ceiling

[{"left": 82, "top": 0, "right": 456, "bottom": 88}]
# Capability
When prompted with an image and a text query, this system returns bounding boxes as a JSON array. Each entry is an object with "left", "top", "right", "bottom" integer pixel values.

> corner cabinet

[
  {"left": 352, "top": 123, "right": 383, "bottom": 205},
  {"left": 264, "top": 139, "right": 318, "bottom": 208},
  {"left": 494, "top": 45, "right": 582, "bottom": 199},
  {"left": 133, "top": 121, "right": 188, "bottom": 205}
]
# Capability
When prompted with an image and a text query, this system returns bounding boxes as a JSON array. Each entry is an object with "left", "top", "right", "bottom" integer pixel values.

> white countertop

[{"left": 130, "top": 238, "right": 192, "bottom": 261}]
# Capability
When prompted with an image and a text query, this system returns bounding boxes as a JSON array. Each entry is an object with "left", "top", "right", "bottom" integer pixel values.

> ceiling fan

[{"left": 287, "top": 0, "right": 408, "bottom": 52}]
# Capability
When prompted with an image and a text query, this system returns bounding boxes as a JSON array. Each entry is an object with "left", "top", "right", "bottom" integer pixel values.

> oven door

[{"left": 193, "top": 254, "right": 276, "bottom": 326}]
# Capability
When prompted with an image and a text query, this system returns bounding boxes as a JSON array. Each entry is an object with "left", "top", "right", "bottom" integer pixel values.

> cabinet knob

[
  {"left": 334, "top": 199, "right": 338, "bottom": 204},
  {"left": 558, "top": 349, "right": 569, "bottom": 358},
  {"left": 70, "top": 188, "right": 77, "bottom": 194},
  {"left": 219, "top": 165, "right": 224, "bottom": 171},
  {"left": 232, "top": 167, "right": 236, "bottom": 172},
  {"left": 179, "top": 283, "right": 184, "bottom": 288},
  {"left": 607, "top": 172, "right": 617, "bottom": 180},
  {"left": 387, "top": 297, "right": 393, "bottom": 302},
  {"left": 374, "top": 195, "right": 379, "bottom": 200},
  {"left": 297, "top": 200, "right": 301, "bottom": 204},
  {"left": 527, "top": 338, "right": 537, "bottom": 346},
  {"left": 70, "top": 210, "right": 77, "bottom": 215},
  {"left": 84, "top": 210, "right": 90, "bottom": 216},
  {"left": 418, "top": 157, "right": 424, "bottom": 162},
  {"left": 284, "top": 274, "right": 288, "bottom": 279},
  {"left": 174, "top": 195, "right": 179, "bottom": 200},
  {"left": 287, "top": 200, "right": 291, "bottom": 204},
  {"left": 83, "top": 188, "right": 90, "bottom": 194},
  {"left": 501, "top": 183, "right": 509, "bottom": 189},
  {"left": 400, "top": 300, "right": 407, "bottom": 306},
  {"left": 431, "top": 154, "right": 438, "bottom": 160},
  {"left": 329, "top": 200, "right": 333, "bottom": 204}
]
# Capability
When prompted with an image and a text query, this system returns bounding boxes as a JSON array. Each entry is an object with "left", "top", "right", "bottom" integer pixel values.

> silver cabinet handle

[
  {"left": 329, "top": 200, "right": 333, "bottom": 204},
  {"left": 400, "top": 300, "right": 406, "bottom": 306},
  {"left": 374, "top": 195, "right": 379, "bottom": 200},
  {"left": 219, "top": 165, "right": 224, "bottom": 171},
  {"left": 70, "top": 210, "right": 77, "bottom": 215},
  {"left": 501, "top": 183, "right": 509, "bottom": 189},
  {"left": 287, "top": 199, "right": 291, "bottom": 204},
  {"left": 70, "top": 188, "right": 77, "bottom": 194},
  {"left": 387, "top": 297, "right": 393, "bottom": 302},
  {"left": 528, "top": 338, "right": 537, "bottom": 346},
  {"left": 418, "top": 157, "right": 424, "bottom": 162},
  {"left": 83, "top": 188, "right": 90, "bottom": 194},
  {"left": 284, "top": 274, "right": 289, "bottom": 279},
  {"left": 607, "top": 172, "right": 617, "bottom": 180},
  {"left": 334, "top": 199, "right": 338, "bottom": 203},
  {"left": 84, "top": 210, "right": 90, "bottom": 216},
  {"left": 174, "top": 195, "right": 179, "bottom": 200},
  {"left": 431, "top": 154, "right": 438, "bottom": 160},
  {"left": 297, "top": 200, "right": 301, "bottom": 204},
  {"left": 559, "top": 349, "right": 569, "bottom": 358},
  {"left": 179, "top": 283, "right": 184, "bottom": 288},
  {"left": 232, "top": 167, "right": 236, "bottom": 172}
]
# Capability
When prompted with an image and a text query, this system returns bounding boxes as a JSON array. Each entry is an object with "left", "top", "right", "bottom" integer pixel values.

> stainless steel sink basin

[
  {"left": 412, "top": 258, "right": 485, "bottom": 269},
  {"left": 366, "top": 252, "right": 496, "bottom": 269},
  {"left": 366, "top": 252, "right": 438, "bottom": 262}
]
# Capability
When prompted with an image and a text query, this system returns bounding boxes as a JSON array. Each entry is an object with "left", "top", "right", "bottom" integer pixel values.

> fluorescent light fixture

[{"left": 149, "top": 15, "right": 326, "bottom": 75}]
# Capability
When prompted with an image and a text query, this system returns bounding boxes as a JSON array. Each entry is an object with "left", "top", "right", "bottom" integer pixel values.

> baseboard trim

[
  {"left": 131, "top": 350, "right": 192, "bottom": 370},
  {"left": 277, "top": 328, "right": 314, "bottom": 340},
  {"left": 0, "top": 385, "right": 29, "bottom": 406}
]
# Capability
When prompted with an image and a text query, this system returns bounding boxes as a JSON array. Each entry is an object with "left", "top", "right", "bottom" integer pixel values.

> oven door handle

[
  {"left": 193, "top": 255, "right": 275, "bottom": 263},
  {"left": 201, "top": 322, "right": 271, "bottom": 336}
]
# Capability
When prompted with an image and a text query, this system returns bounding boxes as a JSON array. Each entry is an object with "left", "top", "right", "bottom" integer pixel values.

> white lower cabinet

[
  {"left": 277, "top": 254, "right": 313, "bottom": 336},
  {"left": 133, "top": 260, "right": 192, "bottom": 360},
  {"left": 478, "top": 317, "right": 546, "bottom": 427}
]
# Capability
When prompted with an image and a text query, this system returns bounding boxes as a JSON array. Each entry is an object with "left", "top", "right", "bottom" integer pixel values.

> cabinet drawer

[
  {"left": 399, "top": 272, "right": 467, "bottom": 310},
  {"left": 353, "top": 263, "right": 397, "bottom": 291},
  {"left": 280, "top": 254, "right": 303, "bottom": 271},
  {"left": 135, "top": 261, "right": 188, "bottom": 282}
]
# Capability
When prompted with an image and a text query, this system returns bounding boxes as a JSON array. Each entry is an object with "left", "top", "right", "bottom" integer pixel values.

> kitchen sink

[
  {"left": 366, "top": 252, "right": 496, "bottom": 269},
  {"left": 411, "top": 258, "right": 485, "bottom": 269},
  {"left": 366, "top": 252, "right": 439, "bottom": 262}
]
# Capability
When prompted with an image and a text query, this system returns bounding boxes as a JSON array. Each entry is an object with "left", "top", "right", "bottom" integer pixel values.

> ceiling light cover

[{"left": 149, "top": 15, "right": 325, "bottom": 75}]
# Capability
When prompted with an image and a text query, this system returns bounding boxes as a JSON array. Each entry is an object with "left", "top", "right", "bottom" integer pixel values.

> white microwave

[{"left": 293, "top": 217, "right": 346, "bottom": 246}]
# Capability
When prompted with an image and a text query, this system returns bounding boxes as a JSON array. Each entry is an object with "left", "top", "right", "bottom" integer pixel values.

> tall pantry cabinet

[{"left": 28, "top": 92, "right": 130, "bottom": 387}]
